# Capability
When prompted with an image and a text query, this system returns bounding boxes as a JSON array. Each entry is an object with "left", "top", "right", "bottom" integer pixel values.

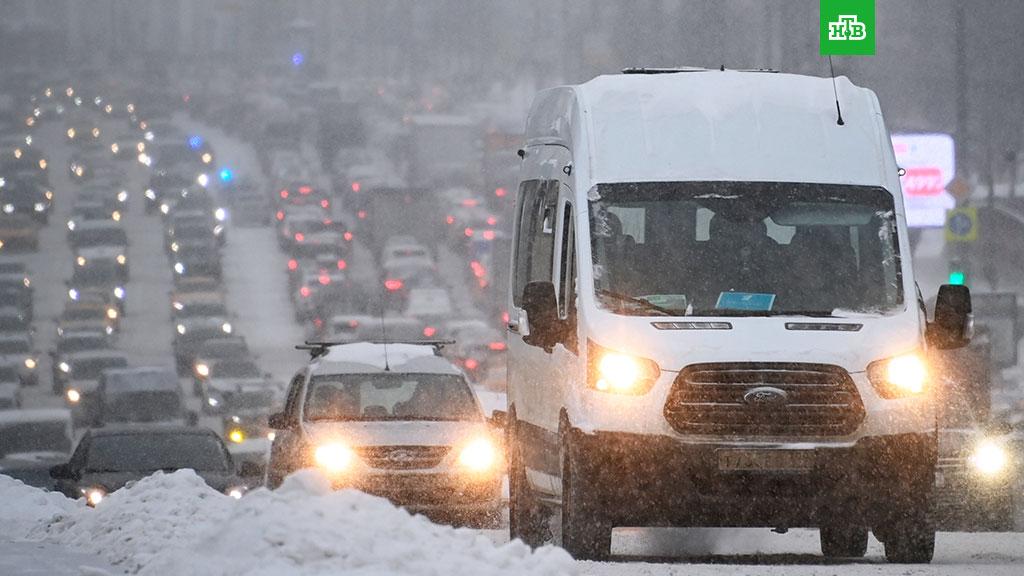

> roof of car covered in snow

[{"left": 310, "top": 342, "right": 462, "bottom": 377}]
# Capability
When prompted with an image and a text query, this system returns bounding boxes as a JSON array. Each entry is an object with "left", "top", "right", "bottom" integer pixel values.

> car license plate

[{"left": 717, "top": 449, "right": 815, "bottom": 472}]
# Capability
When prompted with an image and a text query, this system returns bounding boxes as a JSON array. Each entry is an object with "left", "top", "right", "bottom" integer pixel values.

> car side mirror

[
  {"left": 237, "top": 460, "right": 263, "bottom": 478},
  {"left": 49, "top": 463, "right": 76, "bottom": 480},
  {"left": 927, "top": 284, "right": 973, "bottom": 350},
  {"left": 267, "top": 411, "right": 291, "bottom": 430},
  {"left": 488, "top": 409, "right": 507, "bottom": 430},
  {"left": 521, "top": 281, "right": 562, "bottom": 349}
]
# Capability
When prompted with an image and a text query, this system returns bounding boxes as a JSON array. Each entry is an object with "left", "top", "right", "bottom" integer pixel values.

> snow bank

[
  {"left": 1, "top": 471, "right": 575, "bottom": 576},
  {"left": 0, "top": 475, "right": 81, "bottom": 539}
]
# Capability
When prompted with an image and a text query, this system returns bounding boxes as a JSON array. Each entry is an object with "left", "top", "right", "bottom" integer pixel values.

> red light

[
  {"left": 464, "top": 358, "right": 479, "bottom": 370},
  {"left": 280, "top": 190, "right": 289, "bottom": 199},
  {"left": 337, "top": 259, "right": 347, "bottom": 270},
  {"left": 318, "top": 274, "right": 331, "bottom": 286},
  {"left": 348, "top": 319, "right": 360, "bottom": 328},
  {"left": 351, "top": 182, "right": 361, "bottom": 193},
  {"left": 478, "top": 278, "right": 488, "bottom": 288},
  {"left": 502, "top": 311, "right": 510, "bottom": 323},
  {"left": 483, "top": 230, "right": 496, "bottom": 240},
  {"left": 423, "top": 326, "right": 436, "bottom": 337},
  {"left": 313, "top": 317, "right": 323, "bottom": 328},
  {"left": 183, "top": 94, "right": 191, "bottom": 103},
  {"left": 276, "top": 210, "right": 284, "bottom": 221},
  {"left": 495, "top": 187, "right": 507, "bottom": 198},
  {"left": 323, "top": 219, "right": 333, "bottom": 225},
  {"left": 320, "top": 199, "right": 329, "bottom": 209},
  {"left": 461, "top": 198, "right": 479, "bottom": 207},
  {"left": 300, "top": 286, "right": 311, "bottom": 298},
  {"left": 488, "top": 342, "right": 506, "bottom": 351},
  {"left": 287, "top": 259, "right": 298, "bottom": 271},
  {"left": 464, "top": 227, "right": 474, "bottom": 237},
  {"left": 343, "top": 232, "right": 353, "bottom": 241},
  {"left": 299, "top": 186, "right": 312, "bottom": 195},
  {"left": 295, "top": 233, "right": 305, "bottom": 242},
  {"left": 357, "top": 210, "right": 367, "bottom": 219},
  {"left": 486, "top": 216, "right": 497, "bottom": 226},
  {"left": 384, "top": 279, "right": 403, "bottom": 291},
  {"left": 445, "top": 215, "right": 455, "bottom": 225}
]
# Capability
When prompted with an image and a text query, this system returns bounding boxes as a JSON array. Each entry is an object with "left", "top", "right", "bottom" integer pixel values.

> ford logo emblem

[{"left": 743, "top": 386, "right": 788, "bottom": 407}]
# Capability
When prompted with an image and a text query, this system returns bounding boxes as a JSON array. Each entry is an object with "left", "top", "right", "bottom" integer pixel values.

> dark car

[
  {"left": 50, "top": 426, "right": 249, "bottom": 505},
  {"left": 96, "top": 367, "right": 194, "bottom": 427},
  {"left": 144, "top": 169, "right": 195, "bottom": 214},
  {"left": 0, "top": 333, "right": 40, "bottom": 386},
  {"left": 190, "top": 336, "right": 249, "bottom": 390},
  {"left": 0, "top": 271, "right": 33, "bottom": 319},
  {"left": 0, "top": 176, "right": 52, "bottom": 223},
  {"left": 0, "top": 408, "right": 74, "bottom": 489},
  {"left": 172, "top": 239, "right": 223, "bottom": 281},
  {"left": 68, "top": 260, "right": 127, "bottom": 312}
]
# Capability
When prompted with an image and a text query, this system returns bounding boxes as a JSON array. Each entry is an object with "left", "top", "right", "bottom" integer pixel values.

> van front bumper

[{"left": 573, "top": 430, "right": 935, "bottom": 529}]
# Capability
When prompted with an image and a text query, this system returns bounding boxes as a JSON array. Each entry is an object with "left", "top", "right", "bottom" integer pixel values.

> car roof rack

[
  {"left": 296, "top": 339, "right": 456, "bottom": 359},
  {"left": 622, "top": 66, "right": 778, "bottom": 74}
]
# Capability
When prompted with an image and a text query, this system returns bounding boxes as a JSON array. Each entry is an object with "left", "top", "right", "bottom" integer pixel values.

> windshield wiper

[
  {"left": 692, "top": 309, "right": 837, "bottom": 318},
  {"left": 595, "top": 289, "right": 682, "bottom": 317}
]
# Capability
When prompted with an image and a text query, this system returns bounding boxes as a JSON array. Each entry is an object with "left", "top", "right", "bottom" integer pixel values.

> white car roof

[
  {"left": 313, "top": 343, "right": 461, "bottom": 376},
  {"left": 0, "top": 408, "right": 72, "bottom": 424}
]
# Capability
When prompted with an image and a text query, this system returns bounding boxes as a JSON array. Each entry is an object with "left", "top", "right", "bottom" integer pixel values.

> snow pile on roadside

[
  {"left": 0, "top": 475, "right": 81, "bottom": 539},
  {"left": 2, "top": 470, "right": 575, "bottom": 576}
]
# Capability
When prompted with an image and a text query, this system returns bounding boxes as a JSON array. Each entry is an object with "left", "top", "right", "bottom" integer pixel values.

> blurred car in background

[{"left": 0, "top": 408, "right": 74, "bottom": 489}]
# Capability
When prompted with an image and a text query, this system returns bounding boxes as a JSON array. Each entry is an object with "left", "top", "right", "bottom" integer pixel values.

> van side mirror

[
  {"left": 49, "top": 463, "right": 76, "bottom": 480},
  {"left": 521, "top": 281, "right": 562, "bottom": 349},
  {"left": 268, "top": 411, "right": 291, "bottom": 430},
  {"left": 927, "top": 284, "right": 973, "bottom": 350}
]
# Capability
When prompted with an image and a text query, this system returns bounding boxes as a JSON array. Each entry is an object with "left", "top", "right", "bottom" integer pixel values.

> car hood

[
  {"left": 77, "top": 245, "right": 126, "bottom": 259},
  {"left": 304, "top": 420, "right": 490, "bottom": 448},
  {"left": 77, "top": 470, "right": 238, "bottom": 493},
  {"left": 69, "top": 378, "right": 101, "bottom": 393}
]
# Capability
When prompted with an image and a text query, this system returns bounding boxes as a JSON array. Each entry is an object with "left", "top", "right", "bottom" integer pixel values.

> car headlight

[
  {"left": 117, "top": 190, "right": 128, "bottom": 203},
  {"left": 195, "top": 362, "right": 209, "bottom": 377},
  {"left": 176, "top": 324, "right": 186, "bottom": 335},
  {"left": 197, "top": 173, "right": 209, "bottom": 187},
  {"left": 138, "top": 153, "right": 151, "bottom": 166},
  {"left": 201, "top": 152, "right": 213, "bottom": 164},
  {"left": 213, "top": 224, "right": 224, "bottom": 236},
  {"left": 113, "top": 286, "right": 125, "bottom": 299},
  {"left": 76, "top": 256, "right": 86, "bottom": 267},
  {"left": 82, "top": 487, "right": 105, "bottom": 506},
  {"left": 68, "top": 288, "right": 79, "bottom": 300},
  {"left": 587, "top": 342, "right": 661, "bottom": 395},
  {"left": 145, "top": 188, "right": 156, "bottom": 200},
  {"left": 867, "top": 352, "right": 928, "bottom": 398},
  {"left": 59, "top": 361, "right": 70, "bottom": 373},
  {"left": 66, "top": 388, "right": 81, "bottom": 403},
  {"left": 226, "top": 487, "right": 245, "bottom": 499},
  {"left": 227, "top": 428, "right": 245, "bottom": 443},
  {"left": 105, "top": 325, "right": 114, "bottom": 335},
  {"left": 214, "top": 208, "right": 226, "bottom": 221},
  {"left": 970, "top": 439, "right": 1010, "bottom": 478},
  {"left": 34, "top": 202, "right": 45, "bottom": 212},
  {"left": 67, "top": 220, "right": 76, "bottom": 231},
  {"left": 111, "top": 143, "right": 119, "bottom": 154},
  {"left": 314, "top": 442, "right": 355, "bottom": 473},
  {"left": 106, "top": 307, "right": 118, "bottom": 320},
  {"left": 137, "top": 142, "right": 145, "bottom": 152},
  {"left": 24, "top": 357, "right": 37, "bottom": 370},
  {"left": 2, "top": 204, "right": 14, "bottom": 214},
  {"left": 174, "top": 262, "right": 185, "bottom": 275},
  {"left": 221, "top": 322, "right": 232, "bottom": 334},
  {"left": 116, "top": 254, "right": 126, "bottom": 265},
  {"left": 44, "top": 189, "right": 52, "bottom": 200},
  {"left": 160, "top": 203, "right": 170, "bottom": 214},
  {"left": 170, "top": 242, "right": 179, "bottom": 252},
  {"left": 457, "top": 437, "right": 498, "bottom": 473},
  {"left": 111, "top": 210, "right": 121, "bottom": 222}
]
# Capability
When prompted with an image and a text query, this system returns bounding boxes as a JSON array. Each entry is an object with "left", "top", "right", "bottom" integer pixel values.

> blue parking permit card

[{"left": 715, "top": 292, "right": 776, "bottom": 311}]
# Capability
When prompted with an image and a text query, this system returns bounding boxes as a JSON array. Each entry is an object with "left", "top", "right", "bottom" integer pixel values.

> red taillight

[
  {"left": 351, "top": 182, "right": 361, "bottom": 193},
  {"left": 348, "top": 319, "right": 360, "bottom": 328},
  {"left": 300, "top": 286, "right": 311, "bottom": 298},
  {"left": 464, "top": 227, "right": 474, "bottom": 237},
  {"left": 423, "top": 326, "right": 436, "bottom": 337},
  {"left": 495, "top": 187, "right": 507, "bottom": 198},
  {"left": 287, "top": 259, "right": 298, "bottom": 271},
  {"left": 357, "top": 210, "right": 367, "bottom": 219},
  {"left": 318, "top": 274, "right": 331, "bottom": 286},
  {"left": 488, "top": 342, "right": 506, "bottom": 351},
  {"left": 464, "top": 358, "right": 479, "bottom": 370},
  {"left": 486, "top": 216, "right": 497, "bottom": 226},
  {"left": 313, "top": 317, "right": 323, "bottom": 328},
  {"left": 294, "top": 232, "right": 305, "bottom": 242},
  {"left": 502, "top": 311, "right": 510, "bottom": 324},
  {"left": 343, "top": 232, "right": 353, "bottom": 241},
  {"left": 470, "top": 261, "right": 485, "bottom": 278},
  {"left": 482, "top": 230, "right": 496, "bottom": 240},
  {"left": 320, "top": 199, "right": 329, "bottom": 209},
  {"left": 279, "top": 190, "right": 289, "bottom": 199},
  {"left": 384, "top": 279, "right": 403, "bottom": 291},
  {"left": 337, "top": 259, "right": 347, "bottom": 270},
  {"left": 445, "top": 215, "right": 455, "bottom": 225},
  {"left": 276, "top": 210, "right": 284, "bottom": 221},
  {"left": 461, "top": 198, "right": 478, "bottom": 207},
  {"left": 299, "top": 186, "right": 312, "bottom": 195}
]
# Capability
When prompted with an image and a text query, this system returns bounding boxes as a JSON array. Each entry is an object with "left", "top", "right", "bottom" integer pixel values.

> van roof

[{"left": 527, "top": 71, "right": 897, "bottom": 192}]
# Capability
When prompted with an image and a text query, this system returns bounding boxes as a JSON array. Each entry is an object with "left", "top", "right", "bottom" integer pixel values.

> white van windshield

[{"left": 589, "top": 182, "right": 903, "bottom": 317}]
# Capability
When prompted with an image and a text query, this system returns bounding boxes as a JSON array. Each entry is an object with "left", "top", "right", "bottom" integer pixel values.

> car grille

[
  {"left": 357, "top": 445, "right": 450, "bottom": 470},
  {"left": 664, "top": 363, "right": 865, "bottom": 437}
]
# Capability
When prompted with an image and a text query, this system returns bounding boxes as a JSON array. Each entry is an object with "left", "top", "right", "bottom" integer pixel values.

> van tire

[
  {"left": 560, "top": 428, "right": 612, "bottom": 561},
  {"left": 882, "top": 514, "right": 935, "bottom": 563},
  {"left": 820, "top": 524, "right": 869, "bottom": 558},
  {"left": 508, "top": 420, "right": 548, "bottom": 549}
]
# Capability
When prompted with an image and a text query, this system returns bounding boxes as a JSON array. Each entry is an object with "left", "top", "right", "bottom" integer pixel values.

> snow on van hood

[{"left": 586, "top": 309, "right": 921, "bottom": 373}]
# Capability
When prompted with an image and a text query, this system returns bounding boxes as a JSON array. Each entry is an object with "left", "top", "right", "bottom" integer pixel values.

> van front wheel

[{"left": 560, "top": 428, "right": 612, "bottom": 561}]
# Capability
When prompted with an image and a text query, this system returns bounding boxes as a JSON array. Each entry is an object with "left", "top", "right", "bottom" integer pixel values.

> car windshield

[
  {"left": 85, "top": 433, "right": 229, "bottom": 472},
  {"left": 63, "top": 308, "right": 104, "bottom": 321},
  {"left": 0, "top": 339, "right": 29, "bottom": 354},
  {"left": 71, "top": 357, "right": 127, "bottom": 379},
  {"left": 104, "top": 391, "right": 182, "bottom": 423},
  {"left": 304, "top": 373, "right": 479, "bottom": 422},
  {"left": 179, "top": 303, "right": 227, "bottom": 317},
  {"left": 212, "top": 360, "right": 261, "bottom": 379},
  {"left": 589, "top": 182, "right": 904, "bottom": 317},
  {"left": 72, "top": 228, "right": 127, "bottom": 246},
  {"left": 0, "top": 422, "right": 71, "bottom": 457},
  {"left": 60, "top": 335, "right": 108, "bottom": 352},
  {"left": 71, "top": 265, "right": 120, "bottom": 285}
]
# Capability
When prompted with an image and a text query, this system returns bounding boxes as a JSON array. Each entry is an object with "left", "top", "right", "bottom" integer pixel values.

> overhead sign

[
  {"left": 945, "top": 207, "right": 978, "bottom": 243},
  {"left": 892, "top": 133, "right": 956, "bottom": 228}
]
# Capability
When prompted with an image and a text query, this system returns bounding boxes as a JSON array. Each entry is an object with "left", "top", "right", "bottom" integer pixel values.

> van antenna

[
  {"left": 378, "top": 293, "right": 390, "bottom": 371},
  {"left": 828, "top": 56, "right": 845, "bottom": 126}
]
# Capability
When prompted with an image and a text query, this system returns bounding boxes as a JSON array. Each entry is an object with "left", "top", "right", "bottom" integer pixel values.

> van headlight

[
  {"left": 221, "top": 322, "right": 232, "bottom": 334},
  {"left": 868, "top": 352, "right": 928, "bottom": 398},
  {"left": 457, "top": 438, "right": 498, "bottom": 473},
  {"left": 195, "top": 362, "right": 210, "bottom": 377},
  {"left": 587, "top": 341, "right": 661, "bottom": 395},
  {"left": 314, "top": 443, "right": 355, "bottom": 473},
  {"left": 970, "top": 439, "right": 1010, "bottom": 478}
]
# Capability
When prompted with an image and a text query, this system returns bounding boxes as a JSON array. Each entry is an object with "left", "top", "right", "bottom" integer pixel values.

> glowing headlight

[
  {"left": 588, "top": 344, "right": 661, "bottom": 395},
  {"left": 174, "top": 262, "right": 185, "bottom": 275},
  {"left": 221, "top": 322, "right": 233, "bottom": 334},
  {"left": 117, "top": 190, "right": 128, "bottom": 203},
  {"left": 76, "top": 256, "right": 86, "bottom": 267},
  {"left": 160, "top": 203, "right": 170, "bottom": 214},
  {"left": 24, "top": 358, "right": 37, "bottom": 370},
  {"left": 227, "top": 487, "right": 244, "bottom": 500},
  {"left": 267, "top": 432, "right": 276, "bottom": 442},
  {"left": 2, "top": 204, "right": 13, "bottom": 214},
  {"left": 197, "top": 173, "right": 209, "bottom": 187},
  {"left": 67, "top": 128, "right": 76, "bottom": 139},
  {"left": 111, "top": 143, "right": 119, "bottom": 154},
  {"left": 67, "top": 220, "right": 76, "bottom": 231},
  {"left": 868, "top": 353, "right": 928, "bottom": 398},
  {"left": 314, "top": 443, "right": 355, "bottom": 473},
  {"left": 113, "top": 286, "right": 125, "bottom": 299},
  {"left": 105, "top": 325, "right": 113, "bottom": 335},
  {"left": 34, "top": 202, "right": 45, "bottom": 212},
  {"left": 227, "top": 429, "right": 245, "bottom": 444},
  {"left": 83, "top": 487, "right": 105, "bottom": 506},
  {"left": 137, "top": 142, "right": 145, "bottom": 152},
  {"left": 176, "top": 324, "right": 186, "bottom": 335},
  {"left": 207, "top": 396, "right": 219, "bottom": 407},
  {"left": 145, "top": 188, "right": 156, "bottom": 200},
  {"left": 213, "top": 224, "right": 224, "bottom": 236},
  {"left": 116, "top": 254, "right": 126, "bottom": 265},
  {"left": 201, "top": 152, "right": 213, "bottom": 164},
  {"left": 40, "top": 160, "right": 48, "bottom": 171},
  {"left": 170, "top": 242, "right": 179, "bottom": 252},
  {"left": 59, "top": 362, "right": 70, "bottom": 373},
  {"left": 111, "top": 210, "right": 122, "bottom": 222},
  {"left": 106, "top": 307, "right": 118, "bottom": 320},
  {"left": 195, "top": 363, "right": 210, "bottom": 377},
  {"left": 91, "top": 127, "right": 100, "bottom": 138},
  {"left": 138, "top": 153, "right": 151, "bottom": 166},
  {"left": 214, "top": 208, "right": 226, "bottom": 221},
  {"left": 457, "top": 438, "right": 498, "bottom": 472},
  {"left": 68, "top": 288, "right": 79, "bottom": 300},
  {"left": 66, "top": 388, "right": 80, "bottom": 403},
  {"left": 970, "top": 439, "right": 1009, "bottom": 477}
]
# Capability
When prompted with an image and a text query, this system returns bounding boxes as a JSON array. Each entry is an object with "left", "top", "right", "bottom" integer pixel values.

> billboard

[{"left": 891, "top": 133, "right": 956, "bottom": 228}]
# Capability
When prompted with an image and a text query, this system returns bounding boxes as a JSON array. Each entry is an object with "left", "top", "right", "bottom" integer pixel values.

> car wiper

[
  {"left": 691, "top": 309, "right": 837, "bottom": 318},
  {"left": 595, "top": 289, "right": 681, "bottom": 317}
]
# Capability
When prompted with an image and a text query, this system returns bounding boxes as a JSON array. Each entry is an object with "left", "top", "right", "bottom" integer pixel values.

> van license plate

[{"left": 717, "top": 450, "right": 814, "bottom": 472}]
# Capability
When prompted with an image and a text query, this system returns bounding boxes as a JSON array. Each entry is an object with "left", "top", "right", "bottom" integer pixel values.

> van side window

[
  {"left": 558, "top": 202, "right": 576, "bottom": 319},
  {"left": 513, "top": 179, "right": 557, "bottom": 305}
]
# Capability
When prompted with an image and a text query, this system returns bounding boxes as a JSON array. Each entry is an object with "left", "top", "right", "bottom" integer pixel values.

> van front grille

[{"left": 664, "top": 363, "right": 864, "bottom": 437}]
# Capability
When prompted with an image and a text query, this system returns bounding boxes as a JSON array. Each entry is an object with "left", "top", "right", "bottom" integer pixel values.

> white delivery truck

[{"left": 505, "top": 69, "right": 974, "bottom": 563}]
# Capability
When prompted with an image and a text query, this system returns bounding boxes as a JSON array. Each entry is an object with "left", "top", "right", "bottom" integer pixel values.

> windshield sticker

[{"left": 715, "top": 292, "right": 776, "bottom": 312}]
